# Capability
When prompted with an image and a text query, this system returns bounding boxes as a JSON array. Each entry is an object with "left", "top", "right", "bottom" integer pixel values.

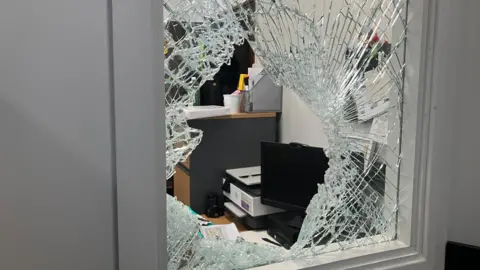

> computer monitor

[{"left": 260, "top": 142, "right": 330, "bottom": 212}]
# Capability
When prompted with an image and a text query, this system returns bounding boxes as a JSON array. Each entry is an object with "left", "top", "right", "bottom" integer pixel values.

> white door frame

[{"left": 112, "top": 0, "right": 166, "bottom": 269}]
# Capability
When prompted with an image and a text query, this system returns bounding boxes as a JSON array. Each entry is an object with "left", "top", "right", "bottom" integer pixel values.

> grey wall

[
  {"left": 435, "top": 1, "right": 480, "bottom": 248},
  {"left": 0, "top": 0, "right": 116, "bottom": 269},
  {"left": 113, "top": 0, "right": 166, "bottom": 269},
  {"left": 0, "top": 0, "right": 166, "bottom": 269},
  {"left": 0, "top": 0, "right": 170, "bottom": 269}
]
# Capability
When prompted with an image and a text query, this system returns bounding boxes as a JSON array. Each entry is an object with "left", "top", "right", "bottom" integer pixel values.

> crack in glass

[{"left": 164, "top": 0, "right": 408, "bottom": 268}]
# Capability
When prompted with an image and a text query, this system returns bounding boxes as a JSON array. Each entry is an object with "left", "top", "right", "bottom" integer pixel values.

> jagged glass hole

[{"left": 164, "top": 0, "right": 408, "bottom": 269}]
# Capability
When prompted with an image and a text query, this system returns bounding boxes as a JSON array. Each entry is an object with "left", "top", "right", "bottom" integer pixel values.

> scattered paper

[{"left": 200, "top": 223, "right": 240, "bottom": 241}]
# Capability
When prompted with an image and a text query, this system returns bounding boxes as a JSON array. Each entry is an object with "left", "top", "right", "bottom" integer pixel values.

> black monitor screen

[{"left": 261, "top": 142, "right": 330, "bottom": 212}]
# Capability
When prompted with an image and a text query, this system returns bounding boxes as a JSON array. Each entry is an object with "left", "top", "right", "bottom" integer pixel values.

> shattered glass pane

[
  {"left": 164, "top": 0, "right": 247, "bottom": 179},
  {"left": 164, "top": 0, "right": 408, "bottom": 268}
]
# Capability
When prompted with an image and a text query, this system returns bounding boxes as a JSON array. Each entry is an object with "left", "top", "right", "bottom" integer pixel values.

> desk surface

[{"left": 203, "top": 112, "right": 276, "bottom": 120}]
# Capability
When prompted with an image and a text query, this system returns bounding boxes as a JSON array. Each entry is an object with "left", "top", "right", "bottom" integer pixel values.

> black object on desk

[
  {"left": 205, "top": 192, "right": 223, "bottom": 218},
  {"left": 261, "top": 142, "right": 329, "bottom": 212},
  {"left": 261, "top": 237, "right": 282, "bottom": 247},
  {"left": 260, "top": 142, "right": 330, "bottom": 249},
  {"left": 261, "top": 142, "right": 387, "bottom": 249}
]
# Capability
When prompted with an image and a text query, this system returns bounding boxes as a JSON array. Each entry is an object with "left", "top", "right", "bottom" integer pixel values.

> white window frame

[{"left": 113, "top": 0, "right": 448, "bottom": 269}]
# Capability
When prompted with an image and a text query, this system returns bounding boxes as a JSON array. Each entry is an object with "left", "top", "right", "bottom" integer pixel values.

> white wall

[
  {"left": 254, "top": 55, "right": 329, "bottom": 147},
  {"left": 280, "top": 88, "right": 329, "bottom": 147}
]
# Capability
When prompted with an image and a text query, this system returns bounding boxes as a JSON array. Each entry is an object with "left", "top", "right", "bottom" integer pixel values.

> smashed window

[{"left": 164, "top": 0, "right": 408, "bottom": 269}]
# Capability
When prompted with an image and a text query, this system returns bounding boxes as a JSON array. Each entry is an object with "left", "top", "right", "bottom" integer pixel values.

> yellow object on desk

[
  {"left": 237, "top": 74, "right": 249, "bottom": 91},
  {"left": 164, "top": 40, "right": 169, "bottom": 55}
]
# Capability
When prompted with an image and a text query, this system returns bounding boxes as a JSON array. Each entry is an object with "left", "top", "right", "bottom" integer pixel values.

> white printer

[{"left": 222, "top": 166, "right": 284, "bottom": 229}]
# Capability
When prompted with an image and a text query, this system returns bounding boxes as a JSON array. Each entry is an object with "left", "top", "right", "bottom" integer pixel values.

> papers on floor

[
  {"left": 184, "top": 105, "right": 230, "bottom": 120},
  {"left": 200, "top": 223, "right": 240, "bottom": 241}
]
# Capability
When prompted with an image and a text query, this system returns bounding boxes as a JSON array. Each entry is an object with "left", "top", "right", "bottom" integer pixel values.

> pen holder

[
  {"left": 243, "top": 91, "right": 253, "bottom": 112},
  {"left": 244, "top": 73, "right": 282, "bottom": 112}
]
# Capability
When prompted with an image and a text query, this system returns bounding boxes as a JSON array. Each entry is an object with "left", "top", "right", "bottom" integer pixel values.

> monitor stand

[
  {"left": 266, "top": 211, "right": 305, "bottom": 249},
  {"left": 287, "top": 214, "right": 305, "bottom": 229}
]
